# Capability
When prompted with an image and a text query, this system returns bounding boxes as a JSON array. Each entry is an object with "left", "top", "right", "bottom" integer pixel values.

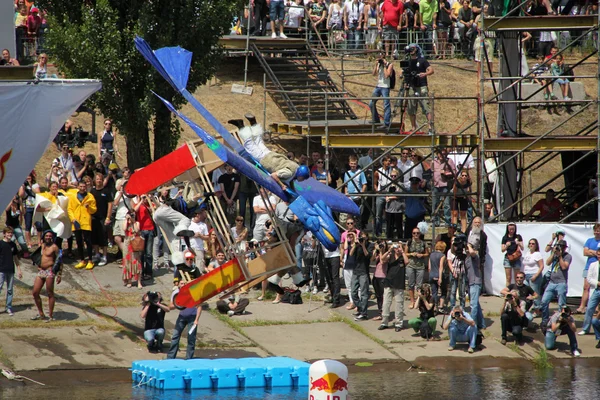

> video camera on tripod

[{"left": 55, "top": 125, "right": 97, "bottom": 149}]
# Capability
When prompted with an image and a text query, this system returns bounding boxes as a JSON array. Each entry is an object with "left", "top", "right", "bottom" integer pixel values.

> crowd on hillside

[
  {"left": 233, "top": 0, "right": 598, "bottom": 59},
  {"left": 10, "top": 0, "right": 47, "bottom": 63}
]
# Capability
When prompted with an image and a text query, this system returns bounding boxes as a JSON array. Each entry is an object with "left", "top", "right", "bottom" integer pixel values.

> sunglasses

[
  {"left": 185, "top": 257, "right": 194, "bottom": 261},
  {"left": 317, "top": 161, "right": 324, "bottom": 164},
  {"left": 236, "top": 219, "right": 243, "bottom": 222},
  {"left": 412, "top": 232, "right": 420, "bottom": 235},
  {"left": 528, "top": 242, "right": 536, "bottom": 245},
  {"left": 347, "top": 222, "right": 354, "bottom": 225}
]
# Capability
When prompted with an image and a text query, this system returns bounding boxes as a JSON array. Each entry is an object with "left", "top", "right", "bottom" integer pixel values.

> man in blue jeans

[
  {"left": 369, "top": 54, "right": 394, "bottom": 127},
  {"left": 578, "top": 243, "right": 600, "bottom": 336},
  {"left": 0, "top": 227, "right": 23, "bottom": 316},
  {"left": 464, "top": 240, "right": 485, "bottom": 330},
  {"left": 167, "top": 280, "right": 202, "bottom": 360},
  {"left": 545, "top": 306, "right": 580, "bottom": 357},
  {"left": 540, "top": 240, "right": 572, "bottom": 330},
  {"left": 443, "top": 305, "right": 477, "bottom": 353},
  {"left": 269, "top": 0, "right": 287, "bottom": 39}
]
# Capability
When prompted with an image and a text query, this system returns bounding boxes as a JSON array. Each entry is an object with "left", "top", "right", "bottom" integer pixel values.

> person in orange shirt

[{"left": 68, "top": 181, "right": 97, "bottom": 270}]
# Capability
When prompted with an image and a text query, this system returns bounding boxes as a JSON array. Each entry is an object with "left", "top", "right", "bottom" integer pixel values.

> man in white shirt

[
  {"left": 253, "top": 188, "right": 278, "bottom": 242},
  {"left": 53, "top": 144, "right": 77, "bottom": 184},
  {"left": 344, "top": 0, "right": 364, "bottom": 49},
  {"left": 374, "top": 156, "right": 392, "bottom": 237},
  {"left": 188, "top": 210, "right": 209, "bottom": 271},
  {"left": 397, "top": 148, "right": 414, "bottom": 185}
]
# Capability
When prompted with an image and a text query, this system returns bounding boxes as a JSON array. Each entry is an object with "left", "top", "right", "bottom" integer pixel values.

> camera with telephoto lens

[
  {"left": 560, "top": 312, "right": 569, "bottom": 321},
  {"left": 359, "top": 237, "right": 366, "bottom": 244},
  {"left": 453, "top": 311, "right": 461, "bottom": 319},
  {"left": 146, "top": 291, "right": 160, "bottom": 304},
  {"left": 388, "top": 185, "right": 397, "bottom": 193},
  {"left": 378, "top": 243, "right": 384, "bottom": 250},
  {"left": 506, "top": 293, "right": 513, "bottom": 302},
  {"left": 554, "top": 244, "right": 563, "bottom": 252},
  {"left": 452, "top": 234, "right": 468, "bottom": 259}
]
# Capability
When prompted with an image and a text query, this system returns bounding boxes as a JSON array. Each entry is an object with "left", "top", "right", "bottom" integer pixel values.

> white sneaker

[
  {"left": 573, "top": 349, "right": 581, "bottom": 357},
  {"left": 577, "top": 330, "right": 587, "bottom": 336},
  {"left": 98, "top": 256, "right": 108, "bottom": 266},
  {"left": 564, "top": 96, "right": 571, "bottom": 101},
  {"left": 312, "top": 287, "right": 318, "bottom": 295},
  {"left": 227, "top": 310, "right": 235, "bottom": 317},
  {"left": 271, "top": 32, "right": 277, "bottom": 39},
  {"left": 279, "top": 33, "right": 288, "bottom": 39}
]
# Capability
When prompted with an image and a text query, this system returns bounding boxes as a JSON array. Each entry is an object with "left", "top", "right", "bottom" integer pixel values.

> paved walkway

[{"left": 0, "top": 257, "right": 598, "bottom": 371}]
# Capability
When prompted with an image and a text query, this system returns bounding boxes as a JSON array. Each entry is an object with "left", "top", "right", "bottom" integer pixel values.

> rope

[
  {"left": 89, "top": 269, "right": 118, "bottom": 318},
  {"left": 2, "top": 369, "right": 46, "bottom": 386}
]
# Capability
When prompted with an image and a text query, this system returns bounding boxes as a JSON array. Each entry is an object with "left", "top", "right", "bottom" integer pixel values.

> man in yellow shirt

[{"left": 68, "top": 181, "right": 97, "bottom": 270}]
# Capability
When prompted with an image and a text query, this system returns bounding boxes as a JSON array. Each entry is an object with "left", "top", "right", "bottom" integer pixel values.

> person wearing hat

[
  {"left": 577, "top": 223, "right": 600, "bottom": 314},
  {"left": 404, "top": 176, "right": 427, "bottom": 240},
  {"left": 26, "top": 7, "right": 42, "bottom": 36},
  {"left": 578, "top": 242, "right": 600, "bottom": 338},
  {"left": 540, "top": 238, "right": 572, "bottom": 330},
  {"left": 402, "top": 43, "right": 433, "bottom": 133}
]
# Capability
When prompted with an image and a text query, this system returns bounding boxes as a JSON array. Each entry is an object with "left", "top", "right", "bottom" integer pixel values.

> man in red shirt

[
  {"left": 524, "top": 189, "right": 565, "bottom": 222},
  {"left": 380, "top": 0, "right": 404, "bottom": 58}
]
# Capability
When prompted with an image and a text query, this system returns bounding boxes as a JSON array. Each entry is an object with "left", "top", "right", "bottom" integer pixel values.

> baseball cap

[
  {"left": 31, "top": 7, "right": 39, "bottom": 13},
  {"left": 184, "top": 250, "right": 195, "bottom": 259}
]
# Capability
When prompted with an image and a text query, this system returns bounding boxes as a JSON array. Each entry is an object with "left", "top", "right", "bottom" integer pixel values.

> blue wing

[
  {"left": 292, "top": 178, "right": 360, "bottom": 215},
  {"left": 289, "top": 197, "right": 340, "bottom": 251},
  {"left": 154, "top": 93, "right": 290, "bottom": 201}
]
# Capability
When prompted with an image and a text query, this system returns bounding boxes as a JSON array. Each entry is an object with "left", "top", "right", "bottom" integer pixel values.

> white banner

[
  {"left": 484, "top": 223, "right": 595, "bottom": 297},
  {"left": 0, "top": 80, "right": 101, "bottom": 211}
]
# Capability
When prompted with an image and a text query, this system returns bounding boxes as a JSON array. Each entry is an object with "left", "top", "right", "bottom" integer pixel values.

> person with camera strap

[
  {"left": 402, "top": 44, "right": 434, "bottom": 133},
  {"left": 540, "top": 239, "right": 572, "bottom": 330},
  {"left": 545, "top": 305, "right": 580, "bottom": 357},
  {"left": 443, "top": 305, "right": 477, "bottom": 353},
  {"left": 141, "top": 290, "right": 169, "bottom": 352},
  {"left": 369, "top": 53, "right": 394, "bottom": 128},
  {"left": 500, "top": 273, "right": 537, "bottom": 345}
]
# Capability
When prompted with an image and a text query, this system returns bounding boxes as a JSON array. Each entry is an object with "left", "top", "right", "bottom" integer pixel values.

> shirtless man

[{"left": 31, "top": 231, "right": 62, "bottom": 321}]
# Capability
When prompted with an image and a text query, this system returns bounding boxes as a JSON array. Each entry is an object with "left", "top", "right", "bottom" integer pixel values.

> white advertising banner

[
  {"left": 484, "top": 223, "right": 595, "bottom": 298},
  {"left": 0, "top": 80, "right": 101, "bottom": 211}
]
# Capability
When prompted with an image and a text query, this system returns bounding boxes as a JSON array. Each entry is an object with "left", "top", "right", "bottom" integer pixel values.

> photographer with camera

[
  {"left": 384, "top": 168, "right": 404, "bottom": 240},
  {"left": 350, "top": 232, "right": 371, "bottom": 321},
  {"left": 443, "top": 305, "right": 477, "bottom": 353},
  {"left": 545, "top": 305, "right": 580, "bottom": 357},
  {"left": 378, "top": 241, "right": 409, "bottom": 332},
  {"left": 540, "top": 239, "right": 572, "bottom": 330},
  {"left": 499, "top": 289, "right": 527, "bottom": 345},
  {"left": 141, "top": 291, "right": 169, "bottom": 352},
  {"left": 402, "top": 44, "right": 433, "bottom": 133},
  {"left": 369, "top": 53, "right": 395, "bottom": 128},
  {"left": 408, "top": 284, "right": 438, "bottom": 339},
  {"left": 463, "top": 237, "right": 485, "bottom": 330},
  {"left": 371, "top": 240, "right": 390, "bottom": 320}
]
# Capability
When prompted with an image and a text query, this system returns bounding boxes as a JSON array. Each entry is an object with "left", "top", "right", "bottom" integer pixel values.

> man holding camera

[
  {"left": 500, "top": 271, "right": 537, "bottom": 325},
  {"left": 402, "top": 44, "right": 434, "bottom": 133},
  {"left": 463, "top": 237, "right": 485, "bottom": 330},
  {"left": 369, "top": 53, "right": 394, "bottom": 128},
  {"left": 545, "top": 305, "right": 580, "bottom": 357},
  {"left": 499, "top": 289, "right": 528, "bottom": 345},
  {"left": 540, "top": 239, "right": 572, "bottom": 329},
  {"left": 141, "top": 291, "right": 169, "bottom": 352},
  {"left": 443, "top": 305, "right": 477, "bottom": 353}
]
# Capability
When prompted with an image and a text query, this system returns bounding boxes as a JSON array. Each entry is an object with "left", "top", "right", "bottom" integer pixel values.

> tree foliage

[{"left": 38, "top": 0, "right": 242, "bottom": 168}]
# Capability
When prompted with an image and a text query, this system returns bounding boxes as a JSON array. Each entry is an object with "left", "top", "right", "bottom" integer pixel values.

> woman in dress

[
  {"left": 501, "top": 222, "right": 524, "bottom": 287},
  {"left": 231, "top": 216, "right": 248, "bottom": 253},
  {"left": 327, "top": 0, "right": 344, "bottom": 48},
  {"left": 122, "top": 213, "right": 142, "bottom": 289}
]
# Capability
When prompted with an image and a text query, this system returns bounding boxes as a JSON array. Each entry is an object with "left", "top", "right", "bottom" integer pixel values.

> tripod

[{"left": 390, "top": 72, "right": 415, "bottom": 133}]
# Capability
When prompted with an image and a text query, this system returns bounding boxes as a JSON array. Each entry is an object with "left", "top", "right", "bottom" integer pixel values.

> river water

[{"left": 2, "top": 363, "right": 600, "bottom": 399}]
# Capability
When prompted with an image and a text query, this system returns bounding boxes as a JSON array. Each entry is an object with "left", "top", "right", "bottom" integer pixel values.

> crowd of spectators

[
  {"left": 11, "top": 0, "right": 47, "bottom": 63},
  {"left": 233, "top": 0, "right": 598, "bottom": 59},
  {"left": 1, "top": 117, "right": 600, "bottom": 358}
]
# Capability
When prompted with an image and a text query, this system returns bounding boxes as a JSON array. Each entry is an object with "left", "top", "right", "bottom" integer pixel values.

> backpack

[
  {"left": 281, "top": 288, "right": 303, "bottom": 304},
  {"left": 419, "top": 319, "right": 433, "bottom": 339},
  {"left": 388, "top": 63, "right": 396, "bottom": 90}
]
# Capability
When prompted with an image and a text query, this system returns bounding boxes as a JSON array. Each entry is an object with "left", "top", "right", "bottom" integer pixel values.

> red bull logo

[{"left": 309, "top": 372, "right": 348, "bottom": 399}]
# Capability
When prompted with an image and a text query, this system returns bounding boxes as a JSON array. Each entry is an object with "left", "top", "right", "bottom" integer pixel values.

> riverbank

[{"left": 0, "top": 256, "right": 599, "bottom": 379}]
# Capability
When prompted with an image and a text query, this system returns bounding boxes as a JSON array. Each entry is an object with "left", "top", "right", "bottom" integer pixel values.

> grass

[
  {"left": 0, "top": 347, "right": 15, "bottom": 371},
  {"left": 532, "top": 348, "right": 553, "bottom": 370},
  {"left": 0, "top": 318, "right": 119, "bottom": 330}
]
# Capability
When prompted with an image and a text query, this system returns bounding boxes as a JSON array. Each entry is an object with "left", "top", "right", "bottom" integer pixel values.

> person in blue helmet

[{"left": 232, "top": 113, "right": 299, "bottom": 190}]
